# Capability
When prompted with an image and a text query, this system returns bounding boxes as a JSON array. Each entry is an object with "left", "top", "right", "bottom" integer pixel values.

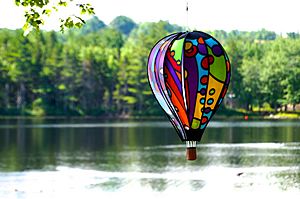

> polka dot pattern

[{"left": 147, "top": 31, "right": 231, "bottom": 142}]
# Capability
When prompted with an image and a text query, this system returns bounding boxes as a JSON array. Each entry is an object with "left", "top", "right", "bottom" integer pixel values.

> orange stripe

[
  {"left": 167, "top": 83, "right": 189, "bottom": 127},
  {"left": 176, "top": 71, "right": 181, "bottom": 81},
  {"left": 165, "top": 67, "right": 185, "bottom": 108}
]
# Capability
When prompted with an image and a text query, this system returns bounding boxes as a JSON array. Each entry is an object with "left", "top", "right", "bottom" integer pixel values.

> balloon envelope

[{"left": 148, "top": 31, "right": 231, "bottom": 143}]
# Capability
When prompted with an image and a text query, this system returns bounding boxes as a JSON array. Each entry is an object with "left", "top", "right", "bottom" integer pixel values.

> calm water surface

[{"left": 0, "top": 118, "right": 299, "bottom": 198}]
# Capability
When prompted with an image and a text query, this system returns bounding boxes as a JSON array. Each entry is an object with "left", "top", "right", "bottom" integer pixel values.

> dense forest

[{"left": 0, "top": 16, "right": 300, "bottom": 116}]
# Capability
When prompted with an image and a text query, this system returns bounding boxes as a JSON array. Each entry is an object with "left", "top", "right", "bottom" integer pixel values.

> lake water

[{"left": 0, "top": 118, "right": 299, "bottom": 198}]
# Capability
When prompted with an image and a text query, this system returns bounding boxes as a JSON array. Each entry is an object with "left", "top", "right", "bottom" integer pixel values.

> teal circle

[
  {"left": 207, "top": 98, "right": 214, "bottom": 105},
  {"left": 200, "top": 98, "right": 205, "bottom": 104}
]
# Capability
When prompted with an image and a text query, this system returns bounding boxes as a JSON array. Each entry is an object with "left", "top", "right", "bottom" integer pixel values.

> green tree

[
  {"left": 0, "top": 29, "right": 16, "bottom": 111},
  {"left": 256, "top": 28, "right": 277, "bottom": 40},
  {"left": 95, "top": 28, "right": 124, "bottom": 112},
  {"left": 79, "top": 16, "right": 106, "bottom": 35},
  {"left": 115, "top": 21, "right": 176, "bottom": 115},
  {"left": 1, "top": 19, "right": 300, "bottom": 116},
  {"left": 110, "top": 16, "right": 137, "bottom": 36},
  {"left": 239, "top": 42, "right": 265, "bottom": 110},
  {"left": 224, "top": 35, "right": 247, "bottom": 109},
  {"left": 36, "top": 31, "right": 64, "bottom": 114},
  {"left": 286, "top": 32, "right": 300, "bottom": 39},
  {"left": 280, "top": 38, "right": 300, "bottom": 110},
  {"left": 260, "top": 38, "right": 287, "bottom": 111}
]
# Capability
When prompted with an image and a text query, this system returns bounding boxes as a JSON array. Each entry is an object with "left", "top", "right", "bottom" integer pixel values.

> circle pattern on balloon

[
  {"left": 204, "top": 107, "right": 211, "bottom": 113},
  {"left": 200, "top": 98, "right": 205, "bottom": 104},
  {"left": 200, "top": 88, "right": 206, "bottom": 95},
  {"left": 207, "top": 98, "right": 214, "bottom": 105},
  {"left": 209, "top": 88, "right": 215, "bottom": 95},
  {"left": 185, "top": 45, "right": 198, "bottom": 57},
  {"left": 201, "top": 116, "right": 208, "bottom": 124},
  {"left": 212, "top": 45, "right": 223, "bottom": 56},
  {"left": 200, "top": 76, "right": 208, "bottom": 84},
  {"left": 151, "top": 31, "right": 231, "bottom": 139}
]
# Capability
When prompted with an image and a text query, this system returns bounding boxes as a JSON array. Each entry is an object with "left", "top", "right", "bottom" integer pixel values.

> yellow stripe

[{"left": 206, "top": 75, "right": 224, "bottom": 109}]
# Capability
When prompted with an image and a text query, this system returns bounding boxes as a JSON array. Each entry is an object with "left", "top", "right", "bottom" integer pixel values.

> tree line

[{"left": 0, "top": 16, "right": 299, "bottom": 116}]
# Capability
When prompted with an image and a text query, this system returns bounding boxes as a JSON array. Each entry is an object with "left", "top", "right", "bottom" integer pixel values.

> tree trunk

[
  {"left": 245, "top": 102, "right": 250, "bottom": 111},
  {"left": 138, "top": 94, "right": 143, "bottom": 114},
  {"left": 4, "top": 83, "right": 9, "bottom": 108},
  {"left": 17, "top": 83, "right": 26, "bottom": 110},
  {"left": 292, "top": 104, "right": 296, "bottom": 112},
  {"left": 274, "top": 104, "right": 278, "bottom": 113},
  {"left": 249, "top": 104, "right": 253, "bottom": 112},
  {"left": 284, "top": 104, "right": 287, "bottom": 112},
  {"left": 108, "top": 84, "right": 114, "bottom": 111}
]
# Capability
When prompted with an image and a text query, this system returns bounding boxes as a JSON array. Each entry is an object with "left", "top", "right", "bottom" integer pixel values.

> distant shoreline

[{"left": 0, "top": 112, "right": 299, "bottom": 120}]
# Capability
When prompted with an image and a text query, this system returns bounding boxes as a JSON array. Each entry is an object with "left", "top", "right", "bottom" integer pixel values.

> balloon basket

[{"left": 186, "top": 141, "right": 197, "bottom": 160}]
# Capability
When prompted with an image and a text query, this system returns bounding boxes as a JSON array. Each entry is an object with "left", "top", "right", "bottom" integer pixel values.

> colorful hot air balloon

[{"left": 147, "top": 31, "right": 231, "bottom": 160}]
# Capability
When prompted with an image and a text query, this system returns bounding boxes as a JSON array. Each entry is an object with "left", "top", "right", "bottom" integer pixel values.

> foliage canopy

[{"left": 0, "top": 15, "right": 300, "bottom": 116}]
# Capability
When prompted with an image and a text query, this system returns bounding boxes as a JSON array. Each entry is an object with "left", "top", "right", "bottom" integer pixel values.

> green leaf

[
  {"left": 58, "top": 84, "right": 66, "bottom": 90},
  {"left": 123, "top": 96, "right": 137, "bottom": 104},
  {"left": 42, "top": 9, "right": 51, "bottom": 16},
  {"left": 58, "top": 1, "right": 67, "bottom": 7}
]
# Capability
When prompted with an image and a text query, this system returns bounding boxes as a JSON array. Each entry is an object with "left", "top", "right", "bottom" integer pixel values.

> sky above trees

[{"left": 1, "top": 0, "right": 300, "bottom": 33}]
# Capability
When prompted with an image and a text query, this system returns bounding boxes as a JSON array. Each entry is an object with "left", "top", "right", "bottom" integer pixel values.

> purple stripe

[
  {"left": 198, "top": 43, "right": 207, "bottom": 55},
  {"left": 184, "top": 56, "right": 199, "bottom": 123},
  {"left": 147, "top": 33, "right": 188, "bottom": 140},
  {"left": 225, "top": 73, "right": 230, "bottom": 85},
  {"left": 165, "top": 59, "right": 182, "bottom": 94}
]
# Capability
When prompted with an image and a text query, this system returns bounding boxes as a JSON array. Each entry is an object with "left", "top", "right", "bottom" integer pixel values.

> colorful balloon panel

[{"left": 147, "top": 31, "right": 231, "bottom": 142}]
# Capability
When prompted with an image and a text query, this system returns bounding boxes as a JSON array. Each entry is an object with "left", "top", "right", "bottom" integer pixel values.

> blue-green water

[{"left": 0, "top": 118, "right": 299, "bottom": 198}]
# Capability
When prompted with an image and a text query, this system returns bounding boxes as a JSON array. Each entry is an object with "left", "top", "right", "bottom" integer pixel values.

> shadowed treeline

[{"left": 0, "top": 16, "right": 299, "bottom": 116}]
